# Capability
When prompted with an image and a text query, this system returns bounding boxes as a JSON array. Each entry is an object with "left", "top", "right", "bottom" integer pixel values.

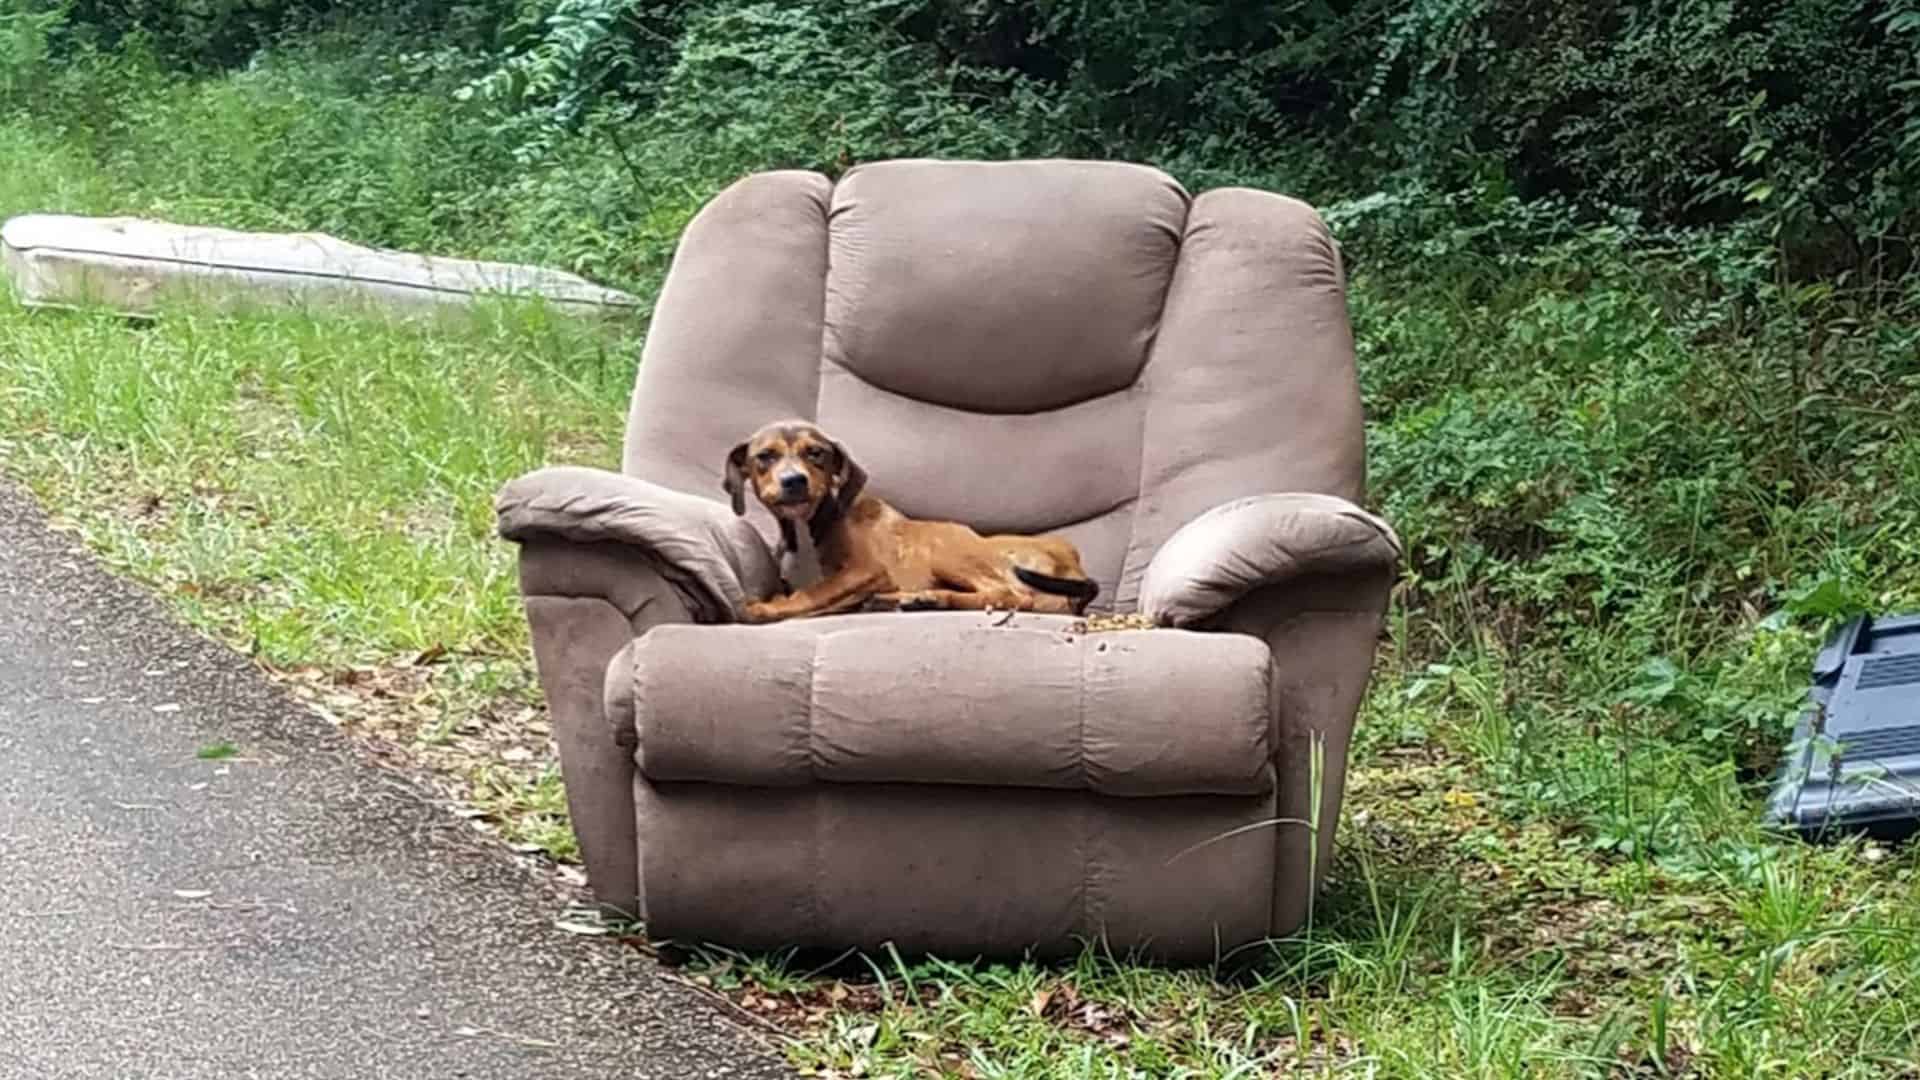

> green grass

[
  {"left": 0, "top": 290, "right": 627, "bottom": 859},
  {"left": 0, "top": 112, "right": 635, "bottom": 856},
  {"left": 0, "top": 292, "right": 628, "bottom": 658},
  {"left": 4, "top": 32, "right": 1920, "bottom": 1080}
]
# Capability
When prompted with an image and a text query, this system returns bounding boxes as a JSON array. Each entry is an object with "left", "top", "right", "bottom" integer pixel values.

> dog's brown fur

[{"left": 723, "top": 420, "right": 1099, "bottom": 623}]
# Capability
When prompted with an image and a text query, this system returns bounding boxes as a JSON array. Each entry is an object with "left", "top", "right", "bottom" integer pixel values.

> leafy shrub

[
  {"left": 470, "top": 0, "right": 1920, "bottom": 266},
  {"left": 50, "top": 0, "right": 510, "bottom": 67},
  {"left": 0, "top": 0, "right": 65, "bottom": 102}
]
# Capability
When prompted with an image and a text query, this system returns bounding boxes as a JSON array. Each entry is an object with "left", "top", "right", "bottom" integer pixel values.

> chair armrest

[
  {"left": 495, "top": 465, "right": 779, "bottom": 623},
  {"left": 1139, "top": 493, "right": 1402, "bottom": 628}
]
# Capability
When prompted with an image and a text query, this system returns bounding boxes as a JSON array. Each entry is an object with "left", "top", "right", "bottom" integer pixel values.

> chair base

[{"left": 632, "top": 778, "right": 1304, "bottom": 965}]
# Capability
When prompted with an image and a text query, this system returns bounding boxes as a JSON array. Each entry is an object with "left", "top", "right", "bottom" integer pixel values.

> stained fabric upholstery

[{"left": 498, "top": 159, "right": 1400, "bottom": 961}]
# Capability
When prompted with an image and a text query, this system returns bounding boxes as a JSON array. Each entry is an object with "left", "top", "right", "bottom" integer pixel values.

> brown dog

[{"left": 723, "top": 420, "right": 1099, "bottom": 623}]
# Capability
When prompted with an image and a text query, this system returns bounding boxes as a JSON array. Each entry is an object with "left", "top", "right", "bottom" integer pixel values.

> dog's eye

[
  {"left": 754, "top": 449, "right": 778, "bottom": 467},
  {"left": 803, "top": 446, "right": 829, "bottom": 463}
]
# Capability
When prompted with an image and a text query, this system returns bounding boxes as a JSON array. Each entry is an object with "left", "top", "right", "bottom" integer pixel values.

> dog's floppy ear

[
  {"left": 722, "top": 441, "right": 750, "bottom": 516},
  {"left": 830, "top": 438, "right": 867, "bottom": 509}
]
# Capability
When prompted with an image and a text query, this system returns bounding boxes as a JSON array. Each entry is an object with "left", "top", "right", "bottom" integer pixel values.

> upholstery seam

[
  {"left": 1260, "top": 655, "right": 1278, "bottom": 789},
  {"left": 818, "top": 346, "right": 1146, "bottom": 418},
  {"left": 1052, "top": 494, "right": 1140, "bottom": 534},
  {"left": 1077, "top": 639, "right": 1092, "bottom": 939},
  {"left": 1193, "top": 536, "right": 1394, "bottom": 622},
  {"left": 1076, "top": 638, "right": 1090, "bottom": 790},
  {"left": 813, "top": 174, "right": 834, "bottom": 425},
  {"left": 806, "top": 173, "right": 1188, "bottom": 420},
  {"left": 804, "top": 636, "right": 823, "bottom": 783},
  {"left": 807, "top": 635, "right": 825, "bottom": 941},
  {"left": 809, "top": 171, "right": 833, "bottom": 946},
  {"left": 520, "top": 589, "right": 658, "bottom": 623},
  {"left": 1117, "top": 190, "right": 1195, "bottom": 613},
  {"left": 621, "top": 627, "right": 642, "bottom": 758},
  {"left": 1260, "top": 638, "right": 1289, "bottom": 936},
  {"left": 807, "top": 351, "right": 1141, "bottom": 542}
]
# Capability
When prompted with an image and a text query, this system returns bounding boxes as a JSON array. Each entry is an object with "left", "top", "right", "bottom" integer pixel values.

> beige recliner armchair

[{"left": 495, "top": 159, "right": 1401, "bottom": 963}]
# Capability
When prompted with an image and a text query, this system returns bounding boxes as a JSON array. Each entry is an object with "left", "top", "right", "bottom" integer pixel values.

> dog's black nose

[{"left": 779, "top": 472, "right": 809, "bottom": 496}]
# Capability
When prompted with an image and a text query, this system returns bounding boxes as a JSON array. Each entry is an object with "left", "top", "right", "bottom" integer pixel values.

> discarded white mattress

[{"left": 0, "top": 213, "right": 642, "bottom": 321}]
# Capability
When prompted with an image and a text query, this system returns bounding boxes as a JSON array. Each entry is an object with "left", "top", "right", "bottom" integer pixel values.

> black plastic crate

[{"left": 1767, "top": 613, "right": 1920, "bottom": 842}]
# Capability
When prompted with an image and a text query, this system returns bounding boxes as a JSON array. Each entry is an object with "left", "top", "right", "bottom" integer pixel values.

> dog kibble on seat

[{"left": 1067, "top": 612, "right": 1157, "bottom": 634}]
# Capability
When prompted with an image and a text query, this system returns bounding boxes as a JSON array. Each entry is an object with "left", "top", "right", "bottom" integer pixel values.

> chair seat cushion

[{"left": 608, "top": 611, "right": 1274, "bottom": 797}]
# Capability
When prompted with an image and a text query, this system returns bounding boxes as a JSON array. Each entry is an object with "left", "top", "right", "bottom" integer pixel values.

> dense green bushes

[
  {"left": 454, "top": 0, "right": 1920, "bottom": 269},
  {"left": 18, "top": 1, "right": 1915, "bottom": 268},
  {"left": 1355, "top": 226, "right": 1920, "bottom": 783},
  {"left": 52, "top": 0, "right": 503, "bottom": 64}
]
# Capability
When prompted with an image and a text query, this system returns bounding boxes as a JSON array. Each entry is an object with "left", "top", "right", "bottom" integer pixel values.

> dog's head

[{"left": 723, "top": 420, "right": 867, "bottom": 525}]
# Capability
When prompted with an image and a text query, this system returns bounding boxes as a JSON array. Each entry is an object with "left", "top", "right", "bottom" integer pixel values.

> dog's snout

[{"left": 778, "top": 471, "right": 809, "bottom": 495}]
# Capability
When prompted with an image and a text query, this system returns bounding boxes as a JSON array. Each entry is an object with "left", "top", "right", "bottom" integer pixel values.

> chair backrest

[{"left": 623, "top": 159, "right": 1366, "bottom": 613}]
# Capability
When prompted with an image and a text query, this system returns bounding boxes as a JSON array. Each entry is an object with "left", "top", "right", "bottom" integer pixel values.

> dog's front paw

[
  {"left": 860, "top": 592, "right": 936, "bottom": 612},
  {"left": 741, "top": 601, "right": 783, "bottom": 624}
]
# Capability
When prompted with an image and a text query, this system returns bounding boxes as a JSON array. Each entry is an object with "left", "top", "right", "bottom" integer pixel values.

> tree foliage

[
  {"left": 456, "top": 0, "right": 1919, "bottom": 269},
  {"left": 14, "top": 0, "right": 1920, "bottom": 267}
]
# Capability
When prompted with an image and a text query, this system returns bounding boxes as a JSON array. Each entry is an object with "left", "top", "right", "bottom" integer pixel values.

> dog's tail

[{"left": 1014, "top": 566, "right": 1100, "bottom": 608}]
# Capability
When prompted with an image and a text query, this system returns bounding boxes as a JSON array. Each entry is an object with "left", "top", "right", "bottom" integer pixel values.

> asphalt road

[{"left": 0, "top": 484, "right": 791, "bottom": 1080}]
